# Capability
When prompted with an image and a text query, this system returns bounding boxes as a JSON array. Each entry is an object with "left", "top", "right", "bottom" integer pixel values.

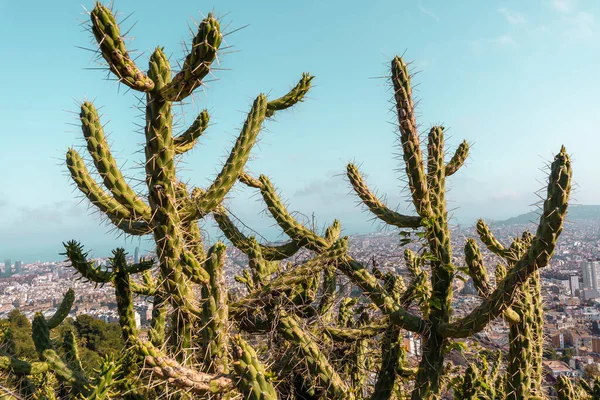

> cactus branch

[
  {"left": 160, "top": 14, "right": 222, "bottom": 101},
  {"left": 89, "top": 3, "right": 154, "bottom": 92},
  {"left": 174, "top": 109, "right": 210, "bottom": 154},
  {"left": 265, "top": 73, "right": 314, "bottom": 117},
  {"left": 80, "top": 102, "right": 151, "bottom": 220},
  {"left": 213, "top": 205, "right": 300, "bottom": 261},
  {"left": 346, "top": 164, "right": 422, "bottom": 228},
  {"left": 438, "top": 147, "right": 571, "bottom": 338},
  {"left": 445, "top": 140, "right": 469, "bottom": 177}
]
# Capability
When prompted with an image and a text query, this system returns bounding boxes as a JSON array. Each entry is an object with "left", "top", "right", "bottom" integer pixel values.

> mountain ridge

[{"left": 493, "top": 204, "right": 600, "bottom": 226}]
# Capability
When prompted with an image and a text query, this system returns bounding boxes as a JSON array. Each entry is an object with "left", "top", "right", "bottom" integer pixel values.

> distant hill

[{"left": 494, "top": 205, "right": 600, "bottom": 226}]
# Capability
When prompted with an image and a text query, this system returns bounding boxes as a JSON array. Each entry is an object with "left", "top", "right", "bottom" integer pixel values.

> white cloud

[
  {"left": 418, "top": 2, "right": 440, "bottom": 22},
  {"left": 495, "top": 34, "right": 516, "bottom": 46},
  {"left": 552, "top": 0, "right": 577, "bottom": 13},
  {"left": 498, "top": 8, "right": 527, "bottom": 24},
  {"left": 566, "top": 11, "right": 596, "bottom": 38}
]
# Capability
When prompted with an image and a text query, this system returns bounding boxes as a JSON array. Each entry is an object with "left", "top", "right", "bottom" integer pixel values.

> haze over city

[{"left": 1, "top": 0, "right": 599, "bottom": 261}]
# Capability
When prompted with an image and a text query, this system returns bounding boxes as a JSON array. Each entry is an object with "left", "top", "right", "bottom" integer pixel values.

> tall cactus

[
  {"left": 469, "top": 226, "right": 544, "bottom": 399},
  {"left": 26, "top": 2, "right": 570, "bottom": 398},
  {"left": 64, "top": 1, "right": 312, "bottom": 396},
  {"left": 224, "top": 56, "right": 571, "bottom": 399}
]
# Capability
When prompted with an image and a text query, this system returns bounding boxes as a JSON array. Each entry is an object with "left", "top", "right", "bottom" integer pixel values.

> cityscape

[{"left": 3, "top": 210, "right": 600, "bottom": 387}]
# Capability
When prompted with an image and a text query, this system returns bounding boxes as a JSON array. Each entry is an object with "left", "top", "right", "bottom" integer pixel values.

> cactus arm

[
  {"left": 136, "top": 341, "right": 234, "bottom": 394},
  {"left": 193, "top": 95, "right": 268, "bottom": 217},
  {"left": 181, "top": 219, "right": 207, "bottom": 261},
  {"left": 445, "top": 140, "right": 469, "bottom": 177},
  {"left": 324, "top": 219, "right": 341, "bottom": 244},
  {"left": 63, "top": 241, "right": 113, "bottom": 283},
  {"left": 239, "top": 171, "right": 263, "bottom": 188},
  {"left": 46, "top": 289, "right": 74, "bottom": 329},
  {"left": 476, "top": 219, "right": 509, "bottom": 258},
  {"left": 84, "top": 355, "right": 121, "bottom": 400},
  {"left": 213, "top": 205, "right": 300, "bottom": 261},
  {"left": 0, "top": 356, "right": 49, "bottom": 375},
  {"left": 556, "top": 376, "right": 577, "bottom": 400},
  {"left": 148, "top": 289, "right": 167, "bottom": 348},
  {"left": 231, "top": 335, "right": 278, "bottom": 400},
  {"left": 106, "top": 214, "right": 151, "bottom": 236},
  {"left": 62, "top": 331, "right": 85, "bottom": 377},
  {"left": 32, "top": 314, "right": 90, "bottom": 395},
  {"left": 338, "top": 257, "right": 427, "bottom": 334},
  {"left": 265, "top": 73, "right": 314, "bottom": 117},
  {"left": 246, "top": 237, "right": 271, "bottom": 286},
  {"left": 437, "top": 147, "right": 571, "bottom": 338},
  {"left": 276, "top": 309, "right": 352, "bottom": 400},
  {"left": 180, "top": 250, "right": 210, "bottom": 284},
  {"left": 131, "top": 270, "right": 156, "bottom": 296},
  {"left": 464, "top": 240, "right": 520, "bottom": 324},
  {"left": 346, "top": 164, "right": 422, "bottom": 228},
  {"left": 124, "top": 259, "right": 154, "bottom": 274},
  {"left": 318, "top": 266, "right": 337, "bottom": 320},
  {"left": 129, "top": 281, "right": 155, "bottom": 296},
  {"left": 80, "top": 102, "right": 151, "bottom": 220},
  {"left": 174, "top": 109, "right": 210, "bottom": 154},
  {"left": 200, "top": 243, "right": 229, "bottom": 373},
  {"left": 252, "top": 174, "right": 330, "bottom": 252},
  {"left": 160, "top": 14, "right": 222, "bottom": 102},
  {"left": 111, "top": 249, "right": 138, "bottom": 344},
  {"left": 371, "top": 325, "right": 403, "bottom": 400},
  {"left": 426, "top": 126, "right": 447, "bottom": 219},
  {"left": 391, "top": 56, "right": 429, "bottom": 216},
  {"left": 67, "top": 149, "right": 150, "bottom": 235},
  {"left": 89, "top": 4, "right": 154, "bottom": 92},
  {"left": 464, "top": 238, "right": 491, "bottom": 298}
]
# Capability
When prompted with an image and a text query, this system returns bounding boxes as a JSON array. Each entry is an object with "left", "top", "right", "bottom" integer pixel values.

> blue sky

[{"left": 1, "top": 0, "right": 599, "bottom": 262}]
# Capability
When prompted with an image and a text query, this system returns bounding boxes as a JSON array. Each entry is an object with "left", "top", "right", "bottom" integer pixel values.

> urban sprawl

[{"left": 3, "top": 218, "right": 600, "bottom": 387}]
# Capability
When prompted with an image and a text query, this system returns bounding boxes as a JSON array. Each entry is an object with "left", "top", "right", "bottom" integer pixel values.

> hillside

[{"left": 495, "top": 205, "right": 600, "bottom": 226}]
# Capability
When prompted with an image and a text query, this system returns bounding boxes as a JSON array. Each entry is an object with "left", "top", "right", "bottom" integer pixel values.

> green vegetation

[{"left": 0, "top": 2, "right": 576, "bottom": 399}]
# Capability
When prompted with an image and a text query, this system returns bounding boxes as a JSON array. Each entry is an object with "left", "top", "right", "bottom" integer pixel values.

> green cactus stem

[
  {"left": 90, "top": 3, "right": 154, "bottom": 92},
  {"left": 231, "top": 335, "right": 278, "bottom": 400},
  {"left": 556, "top": 376, "right": 577, "bottom": 400},
  {"left": 275, "top": 309, "right": 352, "bottom": 400},
  {"left": 200, "top": 242, "right": 229, "bottom": 373},
  {"left": 437, "top": 146, "right": 571, "bottom": 338},
  {"left": 346, "top": 164, "right": 422, "bottom": 228}
]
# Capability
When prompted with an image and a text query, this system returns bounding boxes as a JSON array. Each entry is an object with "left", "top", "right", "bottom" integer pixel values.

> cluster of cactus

[
  {"left": 465, "top": 225, "right": 544, "bottom": 399},
  {"left": 2, "top": 2, "right": 574, "bottom": 399},
  {"left": 452, "top": 352, "right": 505, "bottom": 400},
  {"left": 0, "top": 287, "right": 127, "bottom": 398}
]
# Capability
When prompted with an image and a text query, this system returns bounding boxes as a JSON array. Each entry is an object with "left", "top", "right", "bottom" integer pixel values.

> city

[{"left": 3, "top": 210, "right": 600, "bottom": 390}]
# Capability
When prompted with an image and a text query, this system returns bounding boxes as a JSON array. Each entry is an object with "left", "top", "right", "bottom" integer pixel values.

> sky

[{"left": 1, "top": 0, "right": 599, "bottom": 262}]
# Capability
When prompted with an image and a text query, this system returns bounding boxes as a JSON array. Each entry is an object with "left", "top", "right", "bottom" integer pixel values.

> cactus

[
  {"left": 0, "top": 289, "right": 127, "bottom": 398},
  {"left": 60, "top": 1, "right": 318, "bottom": 398},
  {"left": 2, "top": 2, "right": 566, "bottom": 397},
  {"left": 469, "top": 226, "right": 544, "bottom": 399},
  {"left": 225, "top": 56, "right": 571, "bottom": 400},
  {"left": 556, "top": 376, "right": 577, "bottom": 400}
]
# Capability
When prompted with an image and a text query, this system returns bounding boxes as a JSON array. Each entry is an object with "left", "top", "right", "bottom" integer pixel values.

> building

[
  {"left": 570, "top": 275, "right": 580, "bottom": 297},
  {"left": 134, "top": 247, "right": 140, "bottom": 264},
  {"left": 543, "top": 360, "right": 575, "bottom": 378},
  {"left": 3, "top": 259, "right": 10, "bottom": 276},
  {"left": 14, "top": 261, "right": 22, "bottom": 274},
  {"left": 582, "top": 261, "right": 600, "bottom": 290}
]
